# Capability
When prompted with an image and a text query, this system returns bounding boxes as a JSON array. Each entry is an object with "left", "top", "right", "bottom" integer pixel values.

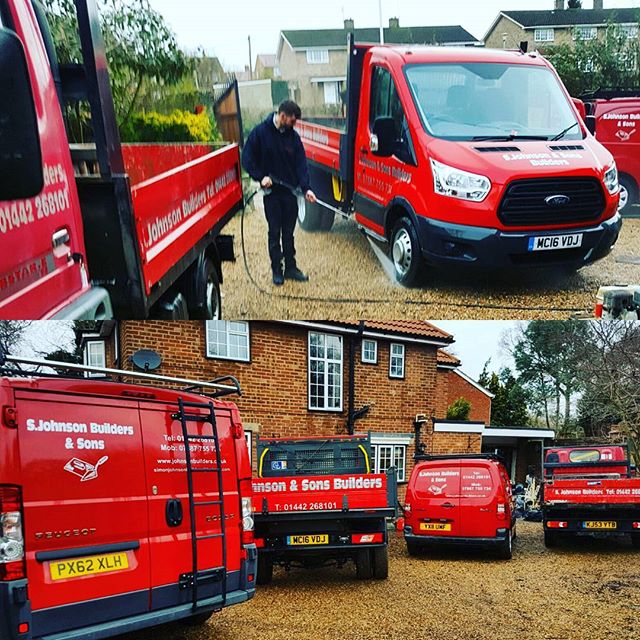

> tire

[
  {"left": 189, "top": 257, "right": 221, "bottom": 319},
  {"left": 180, "top": 611, "right": 214, "bottom": 627},
  {"left": 619, "top": 174, "right": 638, "bottom": 215},
  {"left": 298, "top": 197, "right": 335, "bottom": 231},
  {"left": 155, "top": 291, "right": 189, "bottom": 320},
  {"left": 256, "top": 553, "right": 273, "bottom": 585},
  {"left": 372, "top": 546, "right": 389, "bottom": 579},
  {"left": 390, "top": 217, "right": 423, "bottom": 287},
  {"left": 631, "top": 533, "right": 640, "bottom": 549},
  {"left": 544, "top": 529, "right": 560, "bottom": 548},
  {"left": 406, "top": 540, "right": 421, "bottom": 557},
  {"left": 496, "top": 530, "right": 513, "bottom": 560},
  {"left": 355, "top": 548, "right": 373, "bottom": 580}
]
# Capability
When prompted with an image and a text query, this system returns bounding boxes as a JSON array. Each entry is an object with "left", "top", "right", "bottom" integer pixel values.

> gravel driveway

[
  {"left": 121, "top": 522, "right": 640, "bottom": 640},
  {"left": 220, "top": 197, "right": 640, "bottom": 320}
]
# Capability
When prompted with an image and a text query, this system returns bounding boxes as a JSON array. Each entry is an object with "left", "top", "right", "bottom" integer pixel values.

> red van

[
  {"left": 403, "top": 454, "right": 515, "bottom": 559},
  {"left": 0, "top": 363, "right": 256, "bottom": 640}
]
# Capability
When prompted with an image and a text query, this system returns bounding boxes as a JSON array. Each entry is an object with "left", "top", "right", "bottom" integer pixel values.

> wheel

[
  {"left": 189, "top": 257, "right": 221, "bottom": 319},
  {"left": 298, "top": 196, "right": 335, "bottom": 231},
  {"left": 544, "top": 529, "right": 560, "bottom": 548},
  {"left": 390, "top": 217, "right": 423, "bottom": 286},
  {"left": 155, "top": 291, "right": 189, "bottom": 319},
  {"left": 406, "top": 540, "right": 421, "bottom": 556},
  {"left": 355, "top": 548, "right": 373, "bottom": 579},
  {"left": 618, "top": 174, "right": 638, "bottom": 214},
  {"left": 371, "top": 546, "right": 389, "bottom": 579},
  {"left": 180, "top": 611, "right": 214, "bottom": 626},
  {"left": 496, "top": 529, "right": 513, "bottom": 560},
  {"left": 256, "top": 553, "right": 273, "bottom": 585},
  {"left": 631, "top": 533, "right": 640, "bottom": 549}
]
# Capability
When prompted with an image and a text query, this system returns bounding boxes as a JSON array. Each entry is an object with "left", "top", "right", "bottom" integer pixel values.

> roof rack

[{"left": 0, "top": 353, "right": 241, "bottom": 398}]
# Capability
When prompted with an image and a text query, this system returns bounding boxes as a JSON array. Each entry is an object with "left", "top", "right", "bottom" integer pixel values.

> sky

[{"left": 147, "top": 0, "right": 640, "bottom": 70}]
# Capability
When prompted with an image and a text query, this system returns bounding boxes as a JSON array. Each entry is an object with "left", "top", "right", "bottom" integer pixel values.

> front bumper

[
  {"left": 50, "top": 286, "right": 113, "bottom": 320},
  {"left": 415, "top": 213, "right": 622, "bottom": 269}
]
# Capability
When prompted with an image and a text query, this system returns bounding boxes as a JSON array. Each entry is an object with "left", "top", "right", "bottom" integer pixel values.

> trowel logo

[
  {"left": 64, "top": 456, "right": 109, "bottom": 482},
  {"left": 428, "top": 484, "right": 446, "bottom": 495}
]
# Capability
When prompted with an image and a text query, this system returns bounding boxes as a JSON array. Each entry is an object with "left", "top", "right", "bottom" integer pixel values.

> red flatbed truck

[
  {"left": 0, "top": 0, "right": 243, "bottom": 319},
  {"left": 252, "top": 435, "right": 396, "bottom": 582},
  {"left": 297, "top": 37, "right": 621, "bottom": 286},
  {"left": 0, "top": 353, "right": 256, "bottom": 640},
  {"left": 542, "top": 443, "right": 640, "bottom": 548}
]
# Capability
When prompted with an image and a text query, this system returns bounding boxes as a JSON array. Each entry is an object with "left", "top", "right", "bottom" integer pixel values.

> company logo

[{"left": 544, "top": 194, "right": 571, "bottom": 207}]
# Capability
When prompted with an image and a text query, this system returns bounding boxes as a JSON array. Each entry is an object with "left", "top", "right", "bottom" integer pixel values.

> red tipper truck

[
  {"left": 297, "top": 37, "right": 622, "bottom": 285},
  {"left": 581, "top": 89, "right": 640, "bottom": 214},
  {"left": 0, "top": 0, "right": 242, "bottom": 319},
  {"left": 0, "top": 354, "right": 256, "bottom": 640},
  {"left": 252, "top": 435, "right": 397, "bottom": 582},
  {"left": 542, "top": 443, "right": 640, "bottom": 548}
]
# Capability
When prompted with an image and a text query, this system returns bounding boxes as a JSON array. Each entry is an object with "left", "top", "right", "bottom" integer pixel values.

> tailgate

[
  {"left": 296, "top": 121, "right": 342, "bottom": 170},
  {"left": 544, "top": 478, "right": 640, "bottom": 504},
  {"left": 129, "top": 144, "right": 243, "bottom": 294}
]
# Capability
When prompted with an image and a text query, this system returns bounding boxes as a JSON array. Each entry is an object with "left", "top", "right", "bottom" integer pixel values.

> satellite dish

[{"left": 130, "top": 349, "right": 162, "bottom": 372}]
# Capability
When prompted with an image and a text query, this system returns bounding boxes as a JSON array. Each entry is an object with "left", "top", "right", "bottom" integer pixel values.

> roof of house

[
  {"left": 281, "top": 25, "right": 479, "bottom": 49},
  {"left": 347, "top": 320, "right": 453, "bottom": 342},
  {"left": 256, "top": 54, "right": 277, "bottom": 67},
  {"left": 499, "top": 8, "right": 639, "bottom": 29},
  {"left": 437, "top": 350, "right": 461, "bottom": 366}
]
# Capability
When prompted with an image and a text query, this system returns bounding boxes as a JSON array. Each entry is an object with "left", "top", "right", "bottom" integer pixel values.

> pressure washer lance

[{"left": 263, "top": 177, "right": 350, "bottom": 220}]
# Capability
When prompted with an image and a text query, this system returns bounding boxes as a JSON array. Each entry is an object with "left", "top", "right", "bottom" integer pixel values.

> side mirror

[
  {"left": 372, "top": 116, "right": 396, "bottom": 157},
  {"left": 0, "top": 28, "right": 43, "bottom": 201},
  {"left": 585, "top": 114, "right": 596, "bottom": 135}
]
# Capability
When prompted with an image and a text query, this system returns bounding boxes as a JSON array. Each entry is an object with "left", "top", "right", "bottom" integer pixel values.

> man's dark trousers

[{"left": 264, "top": 187, "right": 298, "bottom": 275}]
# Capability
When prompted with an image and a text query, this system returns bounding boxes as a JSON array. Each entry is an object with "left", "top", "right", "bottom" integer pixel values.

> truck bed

[
  {"left": 296, "top": 121, "right": 342, "bottom": 172},
  {"left": 544, "top": 477, "right": 640, "bottom": 505}
]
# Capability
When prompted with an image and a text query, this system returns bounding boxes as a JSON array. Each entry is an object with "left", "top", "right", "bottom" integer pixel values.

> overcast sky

[{"left": 147, "top": 0, "right": 639, "bottom": 70}]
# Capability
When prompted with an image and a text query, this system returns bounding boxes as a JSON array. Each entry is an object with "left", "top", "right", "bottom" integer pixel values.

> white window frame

[
  {"left": 306, "top": 49, "right": 329, "bottom": 64},
  {"left": 389, "top": 343, "right": 405, "bottom": 379},
  {"left": 361, "top": 339, "right": 378, "bottom": 364},
  {"left": 205, "top": 321, "right": 250, "bottom": 362},
  {"left": 574, "top": 26, "right": 597, "bottom": 41},
  {"left": 534, "top": 28, "right": 555, "bottom": 43},
  {"left": 620, "top": 25, "right": 638, "bottom": 40},
  {"left": 579, "top": 57, "right": 596, "bottom": 73},
  {"left": 83, "top": 340, "right": 106, "bottom": 378},
  {"left": 322, "top": 80, "right": 340, "bottom": 105},
  {"left": 371, "top": 442, "right": 407, "bottom": 482},
  {"left": 308, "top": 332, "right": 343, "bottom": 412}
]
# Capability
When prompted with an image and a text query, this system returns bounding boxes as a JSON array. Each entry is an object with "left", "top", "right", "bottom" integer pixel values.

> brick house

[
  {"left": 77, "top": 320, "right": 504, "bottom": 494},
  {"left": 483, "top": 2, "right": 639, "bottom": 51},
  {"left": 276, "top": 18, "right": 480, "bottom": 111}
]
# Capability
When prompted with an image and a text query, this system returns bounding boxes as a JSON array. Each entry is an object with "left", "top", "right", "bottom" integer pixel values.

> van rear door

[
  {"left": 138, "top": 398, "right": 242, "bottom": 610},
  {"left": 15, "top": 388, "right": 151, "bottom": 637},
  {"left": 413, "top": 462, "right": 461, "bottom": 536},
  {"left": 458, "top": 461, "right": 500, "bottom": 538}
]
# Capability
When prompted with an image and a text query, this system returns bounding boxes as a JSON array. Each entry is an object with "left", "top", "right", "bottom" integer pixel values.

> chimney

[
  {"left": 344, "top": 18, "right": 354, "bottom": 30},
  {"left": 593, "top": 0, "right": 603, "bottom": 9},
  {"left": 554, "top": 0, "right": 564, "bottom": 9},
  {"left": 389, "top": 17, "right": 400, "bottom": 29}
]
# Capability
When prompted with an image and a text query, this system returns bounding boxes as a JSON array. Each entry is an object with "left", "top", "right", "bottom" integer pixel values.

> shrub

[
  {"left": 120, "top": 109, "right": 217, "bottom": 142},
  {"left": 446, "top": 397, "right": 472, "bottom": 421}
]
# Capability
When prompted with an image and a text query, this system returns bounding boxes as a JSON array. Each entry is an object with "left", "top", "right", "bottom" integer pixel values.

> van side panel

[{"left": 15, "top": 390, "right": 151, "bottom": 636}]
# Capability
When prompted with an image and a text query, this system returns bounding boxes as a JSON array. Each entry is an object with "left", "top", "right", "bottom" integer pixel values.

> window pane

[
  {"left": 308, "top": 332, "right": 342, "bottom": 410},
  {"left": 206, "top": 321, "right": 249, "bottom": 360}
]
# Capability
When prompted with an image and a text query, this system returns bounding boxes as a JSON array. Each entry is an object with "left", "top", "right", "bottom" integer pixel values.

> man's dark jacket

[{"left": 241, "top": 114, "right": 311, "bottom": 193}]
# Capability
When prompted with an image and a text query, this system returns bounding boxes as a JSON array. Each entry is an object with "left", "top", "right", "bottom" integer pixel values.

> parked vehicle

[
  {"left": 297, "top": 38, "right": 621, "bottom": 285},
  {"left": 0, "top": 354, "right": 256, "bottom": 640},
  {"left": 403, "top": 454, "right": 516, "bottom": 559},
  {"left": 252, "top": 435, "right": 396, "bottom": 582},
  {"left": 542, "top": 443, "right": 640, "bottom": 548},
  {"left": 0, "top": 0, "right": 243, "bottom": 319},
  {"left": 581, "top": 89, "right": 640, "bottom": 214}
]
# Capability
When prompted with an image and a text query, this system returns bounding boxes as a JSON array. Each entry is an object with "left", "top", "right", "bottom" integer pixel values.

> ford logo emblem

[{"left": 545, "top": 194, "right": 571, "bottom": 207}]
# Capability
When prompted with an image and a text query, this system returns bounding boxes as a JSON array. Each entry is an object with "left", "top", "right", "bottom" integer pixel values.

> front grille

[{"left": 498, "top": 177, "right": 605, "bottom": 227}]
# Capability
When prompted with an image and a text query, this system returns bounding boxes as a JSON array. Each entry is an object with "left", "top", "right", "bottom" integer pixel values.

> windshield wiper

[
  {"left": 551, "top": 122, "right": 580, "bottom": 141},
  {"left": 471, "top": 134, "right": 550, "bottom": 142}
]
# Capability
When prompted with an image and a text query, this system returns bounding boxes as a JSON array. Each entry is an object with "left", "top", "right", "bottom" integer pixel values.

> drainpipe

[{"left": 346, "top": 321, "right": 367, "bottom": 435}]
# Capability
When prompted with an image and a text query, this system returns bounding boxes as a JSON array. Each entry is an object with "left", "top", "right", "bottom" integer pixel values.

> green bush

[
  {"left": 446, "top": 397, "right": 472, "bottom": 421},
  {"left": 120, "top": 109, "right": 217, "bottom": 142}
]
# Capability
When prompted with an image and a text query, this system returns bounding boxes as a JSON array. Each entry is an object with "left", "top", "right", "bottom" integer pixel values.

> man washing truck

[{"left": 242, "top": 101, "right": 317, "bottom": 286}]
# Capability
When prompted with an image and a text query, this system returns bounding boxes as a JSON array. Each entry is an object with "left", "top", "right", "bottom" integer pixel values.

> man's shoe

[
  {"left": 272, "top": 272, "right": 284, "bottom": 286},
  {"left": 284, "top": 267, "right": 309, "bottom": 282}
]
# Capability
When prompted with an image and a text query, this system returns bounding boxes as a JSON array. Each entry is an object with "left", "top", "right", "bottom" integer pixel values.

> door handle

[
  {"left": 441, "top": 502, "right": 455, "bottom": 508},
  {"left": 165, "top": 499, "right": 183, "bottom": 527},
  {"left": 359, "top": 147, "right": 368, "bottom": 155}
]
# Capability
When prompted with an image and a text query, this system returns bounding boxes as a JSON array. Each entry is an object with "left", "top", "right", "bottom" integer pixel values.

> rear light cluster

[
  {"left": 547, "top": 521, "right": 568, "bottom": 529},
  {"left": 352, "top": 533, "right": 383, "bottom": 544},
  {"left": 0, "top": 486, "right": 25, "bottom": 581},
  {"left": 497, "top": 503, "right": 506, "bottom": 520},
  {"left": 240, "top": 479, "right": 254, "bottom": 545},
  {"left": 632, "top": 522, "right": 640, "bottom": 529}
]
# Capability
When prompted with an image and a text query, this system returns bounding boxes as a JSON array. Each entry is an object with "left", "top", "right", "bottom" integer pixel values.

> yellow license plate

[
  {"left": 583, "top": 521, "right": 617, "bottom": 530},
  {"left": 420, "top": 522, "right": 452, "bottom": 531},
  {"left": 287, "top": 534, "right": 329, "bottom": 545},
  {"left": 49, "top": 552, "right": 129, "bottom": 581}
]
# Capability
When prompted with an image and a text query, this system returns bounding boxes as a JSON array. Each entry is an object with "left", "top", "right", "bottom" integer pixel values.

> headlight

[
  {"left": 430, "top": 159, "right": 491, "bottom": 202},
  {"left": 604, "top": 162, "right": 619, "bottom": 195}
]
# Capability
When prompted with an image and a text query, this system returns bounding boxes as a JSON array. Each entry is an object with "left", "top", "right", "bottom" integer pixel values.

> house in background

[
  {"left": 254, "top": 54, "right": 279, "bottom": 79},
  {"left": 276, "top": 18, "right": 481, "bottom": 112},
  {"left": 484, "top": 1, "right": 639, "bottom": 51}
]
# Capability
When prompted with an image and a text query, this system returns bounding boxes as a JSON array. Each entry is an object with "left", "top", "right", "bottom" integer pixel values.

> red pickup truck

[
  {"left": 297, "top": 38, "right": 621, "bottom": 286},
  {"left": 252, "top": 435, "right": 396, "bottom": 582},
  {"left": 0, "top": 355, "right": 256, "bottom": 640},
  {"left": 542, "top": 443, "right": 640, "bottom": 548},
  {"left": 582, "top": 89, "right": 640, "bottom": 214},
  {"left": 0, "top": 0, "right": 242, "bottom": 319}
]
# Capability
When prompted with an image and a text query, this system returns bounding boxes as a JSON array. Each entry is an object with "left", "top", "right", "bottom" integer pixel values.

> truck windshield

[{"left": 404, "top": 63, "right": 582, "bottom": 142}]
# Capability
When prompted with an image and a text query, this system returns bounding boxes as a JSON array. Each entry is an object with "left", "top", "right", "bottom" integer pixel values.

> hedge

[{"left": 120, "top": 109, "right": 216, "bottom": 143}]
